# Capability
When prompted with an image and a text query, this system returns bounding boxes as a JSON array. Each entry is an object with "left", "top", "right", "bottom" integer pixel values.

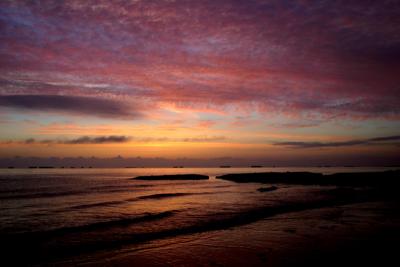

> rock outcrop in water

[
  {"left": 257, "top": 186, "right": 278, "bottom": 192},
  {"left": 217, "top": 172, "right": 322, "bottom": 184},
  {"left": 133, "top": 174, "right": 209, "bottom": 180},
  {"left": 217, "top": 170, "right": 400, "bottom": 187}
]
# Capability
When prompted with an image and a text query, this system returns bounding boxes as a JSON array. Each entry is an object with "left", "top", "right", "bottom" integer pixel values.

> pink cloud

[{"left": 0, "top": 0, "right": 399, "bottom": 121}]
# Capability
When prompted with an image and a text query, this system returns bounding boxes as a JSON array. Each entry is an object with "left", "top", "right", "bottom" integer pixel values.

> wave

[
  {"left": 137, "top": 192, "right": 194, "bottom": 200},
  {"left": 0, "top": 190, "right": 84, "bottom": 200},
  {"left": 65, "top": 191, "right": 222, "bottom": 211},
  {"left": 2, "top": 188, "right": 379, "bottom": 265},
  {"left": 196, "top": 184, "right": 234, "bottom": 189},
  {"left": 136, "top": 191, "right": 230, "bottom": 200},
  {"left": 3, "top": 211, "right": 175, "bottom": 240},
  {"left": 89, "top": 184, "right": 154, "bottom": 191},
  {"left": 69, "top": 200, "right": 128, "bottom": 210},
  {"left": 0, "top": 184, "right": 153, "bottom": 200},
  {"left": 72, "top": 193, "right": 202, "bottom": 209}
]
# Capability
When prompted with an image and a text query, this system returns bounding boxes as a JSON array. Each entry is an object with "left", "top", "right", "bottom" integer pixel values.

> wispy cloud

[
  {"left": 274, "top": 135, "right": 400, "bottom": 148},
  {"left": 181, "top": 136, "right": 226, "bottom": 142}
]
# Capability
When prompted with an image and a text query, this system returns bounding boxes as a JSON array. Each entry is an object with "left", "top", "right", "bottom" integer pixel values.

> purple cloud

[
  {"left": 0, "top": 95, "right": 141, "bottom": 119},
  {"left": 0, "top": 1, "right": 399, "bottom": 120}
]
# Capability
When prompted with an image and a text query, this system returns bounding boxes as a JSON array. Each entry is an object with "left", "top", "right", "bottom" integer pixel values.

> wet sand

[{"left": 58, "top": 200, "right": 400, "bottom": 267}]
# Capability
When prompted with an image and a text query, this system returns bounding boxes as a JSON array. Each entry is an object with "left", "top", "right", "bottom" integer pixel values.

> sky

[{"left": 0, "top": 0, "right": 399, "bottom": 166}]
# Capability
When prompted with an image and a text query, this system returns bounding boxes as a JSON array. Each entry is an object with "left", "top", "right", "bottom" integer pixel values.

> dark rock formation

[
  {"left": 217, "top": 170, "right": 400, "bottom": 187},
  {"left": 133, "top": 174, "right": 209, "bottom": 180},
  {"left": 257, "top": 186, "right": 278, "bottom": 192}
]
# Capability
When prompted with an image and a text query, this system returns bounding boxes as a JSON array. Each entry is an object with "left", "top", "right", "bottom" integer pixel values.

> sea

[{"left": 0, "top": 167, "right": 399, "bottom": 266}]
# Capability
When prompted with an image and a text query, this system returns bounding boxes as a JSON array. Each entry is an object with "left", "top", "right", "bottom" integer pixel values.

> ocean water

[{"left": 0, "top": 167, "right": 397, "bottom": 266}]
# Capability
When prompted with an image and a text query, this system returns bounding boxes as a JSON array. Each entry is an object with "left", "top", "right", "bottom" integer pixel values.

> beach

[
  {"left": 78, "top": 201, "right": 399, "bottom": 267},
  {"left": 1, "top": 167, "right": 399, "bottom": 266}
]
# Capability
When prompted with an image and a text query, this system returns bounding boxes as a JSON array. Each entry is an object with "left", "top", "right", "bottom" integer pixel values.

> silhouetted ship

[
  {"left": 251, "top": 165, "right": 262, "bottom": 168},
  {"left": 220, "top": 165, "right": 231, "bottom": 168}
]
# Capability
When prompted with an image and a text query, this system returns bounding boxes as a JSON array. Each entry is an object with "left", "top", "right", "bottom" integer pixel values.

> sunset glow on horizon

[{"left": 1, "top": 0, "right": 399, "bottom": 165}]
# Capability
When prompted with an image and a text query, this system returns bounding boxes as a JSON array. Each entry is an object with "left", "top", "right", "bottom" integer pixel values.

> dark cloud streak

[
  {"left": 274, "top": 135, "right": 400, "bottom": 148},
  {"left": 2, "top": 135, "right": 228, "bottom": 145},
  {"left": 15, "top": 136, "right": 132, "bottom": 145},
  {"left": 63, "top": 136, "right": 131, "bottom": 144},
  {"left": 0, "top": 95, "right": 141, "bottom": 119}
]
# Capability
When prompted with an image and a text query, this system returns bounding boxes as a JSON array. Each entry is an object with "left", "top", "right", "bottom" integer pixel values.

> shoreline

[{"left": 56, "top": 200, "right": 400, "bottom": 267}]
